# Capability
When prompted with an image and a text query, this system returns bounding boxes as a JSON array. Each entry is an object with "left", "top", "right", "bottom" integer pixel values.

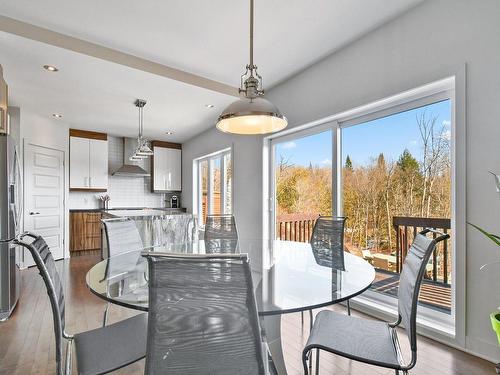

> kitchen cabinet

[
  {"left": 69, "top": 129, "right": 108, "bottom": 191},
  {"left": 151, "top": 141, "right": 182, "bottom": 192},
  {"left": 70, "top": 211, "right": 102, "bottom": 253}
]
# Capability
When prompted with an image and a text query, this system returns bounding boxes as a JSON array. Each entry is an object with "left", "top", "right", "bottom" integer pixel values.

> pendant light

[
  {"left": 131, "top": 99, "right": 153, "bottom": 160},
  {"left": 216, "top": 0, "right": 287, "bottom": 135}
]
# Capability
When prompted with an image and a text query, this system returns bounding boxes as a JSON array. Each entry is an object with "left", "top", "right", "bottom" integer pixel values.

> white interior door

[{"left": 24, "top": 143, "right": 65, "bottom": 265}]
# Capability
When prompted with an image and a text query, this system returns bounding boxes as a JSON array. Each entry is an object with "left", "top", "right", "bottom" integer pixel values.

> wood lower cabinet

[{"left": 70, "top": 212, "right": 102, "bottom": 253}]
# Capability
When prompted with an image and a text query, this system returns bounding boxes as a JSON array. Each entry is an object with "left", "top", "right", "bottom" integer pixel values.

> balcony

[{"left": 276, "top": 215, "right": 452, "bottom": 313}]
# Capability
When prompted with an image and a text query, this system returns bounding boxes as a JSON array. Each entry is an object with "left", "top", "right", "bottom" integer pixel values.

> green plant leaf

[{"left": 468, "top": 222, "right": 500, "bottom": 247}]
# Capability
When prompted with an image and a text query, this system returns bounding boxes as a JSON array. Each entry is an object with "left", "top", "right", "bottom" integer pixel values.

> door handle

[{"left": 29, "top": 212, "right": 40, "bottom": 215}]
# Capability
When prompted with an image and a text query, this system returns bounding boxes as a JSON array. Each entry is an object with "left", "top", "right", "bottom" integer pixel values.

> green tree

[
  {"left": 345, "top": 155, "right": 353, "bottom": 170},
  {"left": 397, "top": 149, "right": 419, "bottom": 172}
]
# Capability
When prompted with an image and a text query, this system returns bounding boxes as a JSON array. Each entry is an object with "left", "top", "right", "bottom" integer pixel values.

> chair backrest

[
  {"left": 13, "top": 233, "right": 66, "bottom": 375},
  {"left": 310, "top": 216, "right": 346, "bottom": 270},
  {"left": 204, "top": 214, "right": 239, "bottom": 254},
  {"left": 102, "top": 218, "right": 144, "bottom": 258},
  {"left": 397, "top": 229, "right": 450, "bottom": 353},
  {"left": 144, "top": 253, "right": 266, "bottom": 375}
]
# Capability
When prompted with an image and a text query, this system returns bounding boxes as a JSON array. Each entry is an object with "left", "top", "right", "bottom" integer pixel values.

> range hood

[{"left": 112, "top": 138, "right": 150, "bottom": 177}]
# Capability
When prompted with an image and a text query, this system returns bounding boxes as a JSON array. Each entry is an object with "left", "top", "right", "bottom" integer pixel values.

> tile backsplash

[{"left": 68, "top": 136, "right": 180, "bottom": 209}]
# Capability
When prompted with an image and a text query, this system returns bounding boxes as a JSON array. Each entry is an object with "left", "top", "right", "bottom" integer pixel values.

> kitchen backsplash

[{"left": 68, "top": 136, "right": 180, "bottom": 209}]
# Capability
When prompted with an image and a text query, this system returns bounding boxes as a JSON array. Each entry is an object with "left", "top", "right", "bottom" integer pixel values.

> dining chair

[
  {"left": 204, "top": 214, "right": 239, "bottom": 254},
  {"left": 303, "top": 216, "right": 349, "bottom": 330},
  {"left": 143, "top": 252, "right": 268, "bottom": 374},
  {"left": 101, "top": 218, "right": 144, "bottom": 325},
  {"left": 302, "top": 228, "right": 450, "bottom": 375},
  {"left": 13, "top": 232, "right": 147, "bottom": 375}
]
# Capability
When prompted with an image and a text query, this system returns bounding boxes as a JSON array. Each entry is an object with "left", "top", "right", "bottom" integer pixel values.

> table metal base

[{"left": 261, "top": 314, "right": 287, "bottom": 375}]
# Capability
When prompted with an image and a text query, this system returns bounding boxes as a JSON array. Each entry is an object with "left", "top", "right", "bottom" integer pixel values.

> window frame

[
  {"left": 262, "top": 76, "right": 464, "bottom": 344},
  {"left": 193, "top": 147, "right": 233, "bottom": 226}
]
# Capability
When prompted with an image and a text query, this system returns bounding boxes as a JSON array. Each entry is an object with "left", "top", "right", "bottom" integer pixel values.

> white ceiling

[{"left": 0, "top": 0, "right": 423, "bottom": 142}]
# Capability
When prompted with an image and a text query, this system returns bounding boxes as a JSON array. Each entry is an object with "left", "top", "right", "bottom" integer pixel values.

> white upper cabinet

[
  {"left": 69, "top": 130, "right": 108, "bottom": 191},
  {"left": 152, "top": 142, "right": 182, "bottom": 192},
  {"left": 88, "top": 139, "right": 108, "bottom": 189},
  {"left": 69, "top": 136, "right": 90, "bottom": 189}
]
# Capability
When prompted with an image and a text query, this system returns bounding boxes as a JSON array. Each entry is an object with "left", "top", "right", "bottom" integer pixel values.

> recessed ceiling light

[
  {"left": 165, "top": 131, "right": 173, "bottom": 135},
  {"left": 52, "top": 113, "right": 63, "bottom": 118},
  {"left": 43, "top": 65, "right": 59, "bottom": 72},
  {"left": 205, "top": 104, "right": 215, "bottom": 109}
]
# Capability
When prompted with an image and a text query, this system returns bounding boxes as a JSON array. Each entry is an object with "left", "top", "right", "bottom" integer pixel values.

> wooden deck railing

[
  {"left": 276, "top": 216, "right": 318, "bottom": 242},
  {"left": 393, "top": 216, "right": 451, "bottom": 285}
]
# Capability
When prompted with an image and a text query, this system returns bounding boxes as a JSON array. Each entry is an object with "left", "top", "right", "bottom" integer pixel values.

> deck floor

[
  {"left": 0, "top": 254, "right": 494, "bottom": 375},
  {"left": 372, "top": 270, "right": 452, "bottom": 313}
]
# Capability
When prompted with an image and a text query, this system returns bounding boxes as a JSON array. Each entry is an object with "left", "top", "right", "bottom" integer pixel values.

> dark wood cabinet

[{"left": 70, "top": 212, "right": 102, "bottom": 253}]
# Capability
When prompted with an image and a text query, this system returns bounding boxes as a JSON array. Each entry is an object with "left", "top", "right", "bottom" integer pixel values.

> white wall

[{"left": 182, "top": 0, "right": 500, "bottom": 361}]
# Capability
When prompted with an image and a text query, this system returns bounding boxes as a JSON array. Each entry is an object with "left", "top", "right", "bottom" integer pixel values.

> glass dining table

[{"left": 86, "top": 239, "right": 375, "bottom": 374}]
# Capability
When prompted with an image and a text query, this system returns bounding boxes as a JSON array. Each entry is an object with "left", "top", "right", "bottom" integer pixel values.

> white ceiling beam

[{"left": 0, "top": 15, "right": 239, "bottom": 97}]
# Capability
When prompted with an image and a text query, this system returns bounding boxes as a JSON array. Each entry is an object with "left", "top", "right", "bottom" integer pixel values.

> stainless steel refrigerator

[{"left": 0, "top": 133, "right": 22, "bottom": 321}]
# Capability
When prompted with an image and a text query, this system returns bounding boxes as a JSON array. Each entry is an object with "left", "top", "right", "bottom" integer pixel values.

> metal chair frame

[
  {"left": 302, "top": 228, "right": 450, "bottom": 375},
  {"left": 12, "top": 232, "right": 145, "bottom": 375}
]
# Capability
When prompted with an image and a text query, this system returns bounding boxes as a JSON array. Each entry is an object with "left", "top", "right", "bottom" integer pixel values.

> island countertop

[{"left": 102, "top": 208, "right": 189, "bottom": 219}]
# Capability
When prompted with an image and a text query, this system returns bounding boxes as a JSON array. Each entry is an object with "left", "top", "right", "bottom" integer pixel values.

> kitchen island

[{"left": 101, "top": 208, "right": 196, "bottom": 257}]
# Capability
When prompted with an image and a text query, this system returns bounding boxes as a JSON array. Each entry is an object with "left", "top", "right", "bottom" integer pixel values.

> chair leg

[
  {"left": 309, "top": 309, "right": 313, "bottom": 331},
  {"left": 315, "top": 349, "right": 320, "bottom": 375},
  {"left": 347, "top": 300, "right": 351, "bottom": 316},
  {"left": 302, "top": 349, "right": 310, "bottom": 375},
  {"left": 102, "top": 303, "right": 109, "bottom": 327}
]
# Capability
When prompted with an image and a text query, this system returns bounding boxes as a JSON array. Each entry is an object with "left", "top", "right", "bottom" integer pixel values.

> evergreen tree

[
  {"left": 397, "top": 149, "right": 419, "bottom": 172},
  {"left": 345, "top": 155, "right": 353, "bottom": 170}
]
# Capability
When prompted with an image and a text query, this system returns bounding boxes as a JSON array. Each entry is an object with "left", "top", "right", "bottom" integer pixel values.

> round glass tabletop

[{"left": 86, "top": 239, "right": 375, "bottom": 316}]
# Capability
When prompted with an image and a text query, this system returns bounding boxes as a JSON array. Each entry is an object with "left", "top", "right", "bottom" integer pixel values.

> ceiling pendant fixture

[
  {"left": 216, "top": 0, "right": 287, "bottom": 135},
  {"left": 131, "top": 99, "right": 154, "bottom": 160}
]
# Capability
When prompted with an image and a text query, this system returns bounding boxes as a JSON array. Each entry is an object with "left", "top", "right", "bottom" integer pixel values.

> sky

[{"left": 275, "top": 99, "right": 451, "bottom": 168}]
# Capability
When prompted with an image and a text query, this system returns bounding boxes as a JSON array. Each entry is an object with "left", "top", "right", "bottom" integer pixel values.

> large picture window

[
  {"left": 268, "top": 79, "right": 456, "bottom": 331},
  {"left": 194, "top": 148, "right": 232, "bottom": 225}
]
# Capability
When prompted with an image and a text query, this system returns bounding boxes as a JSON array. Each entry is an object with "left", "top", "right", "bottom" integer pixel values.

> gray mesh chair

[
  {"left": 304, "top": 216, "right": 349, "bottom": 330},
  {"left": 101, "top": 218, "right": 144, "bottom": 325},
  {"left": 143, "top": 252, "right": 267, "bottom": 375},
  {"left": 204, "top": 214, "right": 239, "bottom": 254},
  {"left": 302, "top": 228, "right": 450, "bottom": 375},
  {"left": 102, "top": 218, "right": 144, "bottom": 258},
  {"left": 13, "top": 232, "right": 147, "bottom": 375}
]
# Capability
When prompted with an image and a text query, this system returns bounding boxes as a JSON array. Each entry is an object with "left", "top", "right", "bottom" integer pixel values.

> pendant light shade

[
  {"left": 132, "top": 99, "right": 153, "bottom": 159},
  {"left": 216, "top": 97, "right": 287, "bottom": 134},
  {"left": 215, "top": 0, "right": 287, "bottom": 135}
]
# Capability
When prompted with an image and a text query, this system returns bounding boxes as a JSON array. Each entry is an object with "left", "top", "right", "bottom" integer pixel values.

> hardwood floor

[{"left": 0, "top": 254, "right": 495, "bottom": 375}]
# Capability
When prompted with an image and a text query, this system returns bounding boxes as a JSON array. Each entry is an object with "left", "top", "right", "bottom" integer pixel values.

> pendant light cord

[{"left": 249, "top": 0, "right": 254, "bottom": 68}]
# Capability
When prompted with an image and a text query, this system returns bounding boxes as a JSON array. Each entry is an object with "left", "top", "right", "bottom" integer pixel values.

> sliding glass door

[
  {"left": 341, "top": 99, "right": 452, "bottom": 316},
  {"left": 271, "top": 126, "right": 333, "bottom": 241},
  {"left": 268, "top": 88, "right": 455, "bottom": 328}
]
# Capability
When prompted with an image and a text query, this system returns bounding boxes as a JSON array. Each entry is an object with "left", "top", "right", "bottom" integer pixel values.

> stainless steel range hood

[{"left": 112, "top": 138, "right": 150, "bottom": 177}]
